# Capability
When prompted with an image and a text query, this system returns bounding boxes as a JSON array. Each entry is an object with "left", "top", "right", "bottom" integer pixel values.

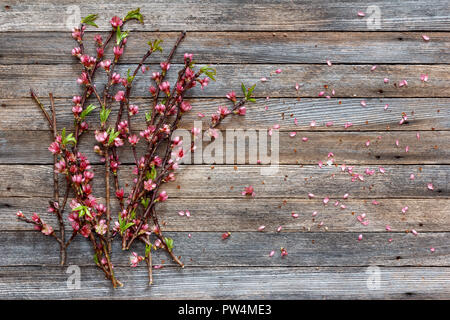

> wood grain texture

[
  {"left": 0, "top": 266, "right": 448, "bottom": 299},
  {"left": 1, "top": 98, "right": 449, "bottom": 131},
  {"left": 1, "top": 32, "right": 449, "bottom": 65},
  {"left": 0, "top": 165, "right": 447, "bottom": 199},
  {"left": 1, "top": 64, "right": 448, "bottom": 98},
  {"left": 0, "top": 0, "right": 449, "bottom": 31},
  {"left": 1, "top": 130, "right": 449, "bottom": 165},
  {"left": 3, "top": 197, "right": 449, "bottom": 232},
  {"left": 2, "top": 230, "right": 448, "bottom": 267}
]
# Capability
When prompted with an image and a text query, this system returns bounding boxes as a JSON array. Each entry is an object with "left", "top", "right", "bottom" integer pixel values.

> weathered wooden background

[{"left": 0, "top": 0, "right": 449, "bottom": 299}]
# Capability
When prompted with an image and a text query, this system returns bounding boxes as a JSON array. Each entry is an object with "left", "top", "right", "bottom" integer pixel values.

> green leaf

[
  {"left": 107, "top": 128, "right": 120, "bottom": 145},
  {"left": 116, "top": 26, "right": 129, "bottom": 45},
  {"left": 145, "top": 110, "right": 152, "bottom": 122},
  {"left": 247, "top": 98, "right": 256, "bottom": 103},
  {"left": 149, "top": 165, "right": 157, "bottom": 180},
  {"left": 147, "top": 39, "right": 163, "bottom": 53},
  {"left": 164, "top": 237, "right": 174, "bottom": 252},
  {"left": 241, "top": 83, "right": 247, "bottom": 96},
  {"left": 93, "top": 253, "right": 99, "bottom": 265},
  {"left": 141, "top": 198, "right": 150, "bottom": 209},
  {"left": 81, "top": 14, "right": 99, "bottom": 28},
  {"left": 145, "top": 244, "right": 151, "bottom": 256},
  {"left": 126, "top": 69, "right": 135, "bottom": 84},
  {"left": 247, "top": 83, "right": 256, "bottom": 96},
  {"left": 80, "top": 104, "right": 97, "bottom": 120},
  {"left": 199, "top": 66, "right": 216, "bottom": 81},
  {"left": 123, "top": 8, "right": 144, "bottom": 23},
  {"left": 100, "top": 106, "right": 111, "bottom": 124}
]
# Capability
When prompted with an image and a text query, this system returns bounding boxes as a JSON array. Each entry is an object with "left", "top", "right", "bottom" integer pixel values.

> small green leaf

[
  {"left": 147, "top": 39, "right": 163, "bottom": 53},
  {"left": 200, "top": 66, "right": 216, "bottom": 81},
  {"left": 116, "top": 26, "right": 129, "bottom": 45},
  {"left": 123, "top": 8, "right": 144, "bottom": 23},
  {"left": 145, "top": 110, "right": 152, "bottom": 122},
  {"left": 80, "top": 104, "right": 97, "bottom": 120},
  {"left": 241, "top": 83, "right": 247, "bottom": 96},
  {"left": 145, "top": 244, "right": 151, "bottom": 256},
  {"left": 149, "top": 165, "right": 157, "bottom": 180},
  {"left": 81, "top": 14, "right": 99, "bottom": 28},
  {"left": 126, "top": 69, "right": 135, "bottom": 84},
  {"left": 164, "top": 237, "right": 174, "bottom": 252},
  {"left": 100, "top": 106, "right": 111, "bottom": 125},
  {"left": 93, "top": 253, "right": 100, "bottom": 265},
  {"left": 247, "top": 98, "right": 257, "bottom": 103},
  {"left": 141, "top": 198, "right": 150, "bottom": 209}
]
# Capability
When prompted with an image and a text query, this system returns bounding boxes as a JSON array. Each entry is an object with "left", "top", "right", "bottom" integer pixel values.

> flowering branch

[{"left": 17, "top": 9, "right": 255, "bottom": 287}]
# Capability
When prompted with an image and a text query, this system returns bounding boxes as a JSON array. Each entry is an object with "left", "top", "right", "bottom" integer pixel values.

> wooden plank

[
  {"left": 1, "top": 64, "right": 449, "bottom": 98},
  {"left": 1, "top": 98, "right": 449, "bottom": 131},
  {"left": 0, "top": 266, "right": 449, "bottom": 299},
  {"left": 0, "top": 0, "right": 449, "bottom": 31},
  {"left": 3, "top": 197, "right": 450, "bottom": 232},
  {"left": 0, "top": 164, "right": 447, "bottom": 199},
  {"left": 1, "top": 230, "right": 448, "bottom": 267},
  {"left": 1, "top": 130, "right": 449, "bottom": 165},
  {"left": 2, "top": 32, "right": 449, "bottom": 65}
]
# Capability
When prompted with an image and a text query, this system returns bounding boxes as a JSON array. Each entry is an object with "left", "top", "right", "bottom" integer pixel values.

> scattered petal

[{"left": 422, "top": 34, "right": 430, "bottom": 41}]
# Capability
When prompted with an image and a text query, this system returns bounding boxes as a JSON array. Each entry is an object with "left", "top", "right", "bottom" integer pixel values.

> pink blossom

[
  {"left": 155, "top": 103, "right": 166, "bottom": 114},
  {"left": 184, "top": 53, "right": 194, "bottom": 63},
  {"left": 237, "top": 106, "right": 246, "bottom": 115},
  {"left": 71, "top": 47, "right": 81, "bottom": 56},
  {"left": 129, "top": 104, "right": 139, "bottom": 115},
  {"left": 159, "top": 81, "right": 170, "bottom": 94},
  {"left": 242, "top": 186, "right": 255, "bottom": 197},
  {"left": 95, "top": 220, "right": 107, "bottom": 235},
  {"left": 113, "top": 46, "right": 123, "bottom": 60},
  {"left": 398, "top": 79, "right": 408, "bottom": 87},
  {"left": 144, "top": 179, "right": 156, "bottom": 191},
  {"left": 158, "top": 191, "right": 168, "bottom": 202},
  {"left": 80, "top": 224, "right": 91, "bottom": 238},
  {"left": 110, "top": 16, "right": 123, "bottom": 28},
  {"left": 180, "top": 101, "right": 192, "bottom": 112},
  {"left": 160, "top": 62, "right": 171, "bottom": 72},
  {"left": 41, "top": 224, "right": 53, "bottom": 236},
  {"left": 128, "top": 134, "right": 139, "bottom": 145},
  {"left": 48, "top": 141, "right": 61, "bottom": 154},
  {"left": 226, "top": 91, "right": 237, "bottom": 102},
  {"left": 95, "top": 131, "right": 108, "bottom": 144},
  {"left": 114, "top": 90, "right": 125, "bottom": 102},
  {"left": 77, "top": 71, "right": 89, "bottom": 85}
]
